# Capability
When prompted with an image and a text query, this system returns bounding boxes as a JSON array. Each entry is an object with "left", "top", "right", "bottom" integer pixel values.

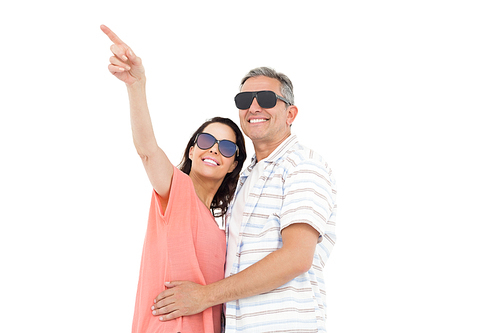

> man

[{"left": 152, "top": 67, "right": 336, "bottom": 332}]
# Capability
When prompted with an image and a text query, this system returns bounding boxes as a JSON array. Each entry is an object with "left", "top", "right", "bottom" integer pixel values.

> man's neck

[{"left": 253, "top": 133, "right": 291, "bottom": 162}]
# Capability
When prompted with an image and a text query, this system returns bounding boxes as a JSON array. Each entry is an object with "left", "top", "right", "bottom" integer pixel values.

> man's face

[{"left": 238, "top": 76, "right": 294, "bottom": 145}]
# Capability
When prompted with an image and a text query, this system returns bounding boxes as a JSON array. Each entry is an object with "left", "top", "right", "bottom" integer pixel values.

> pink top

[{"left": 132, "top": 167, "right": 226, "bottom": 333}]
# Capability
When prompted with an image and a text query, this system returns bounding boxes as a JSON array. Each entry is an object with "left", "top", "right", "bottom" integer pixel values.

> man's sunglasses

[
  {"left": 195, "top": 132, "right": 239, "bottom": 158},
  {"left": 234, "top": 90, "right": 291, "bottom": 110}
]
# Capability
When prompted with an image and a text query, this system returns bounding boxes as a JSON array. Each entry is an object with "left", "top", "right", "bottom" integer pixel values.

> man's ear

[{"left": 286, "top": 105, "right": 298, "bottom": 126}]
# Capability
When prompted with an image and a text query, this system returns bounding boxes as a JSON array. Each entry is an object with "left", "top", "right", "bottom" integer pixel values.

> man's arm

[{"left": 151, "top": 222, "right": 319, "bottom": 321}]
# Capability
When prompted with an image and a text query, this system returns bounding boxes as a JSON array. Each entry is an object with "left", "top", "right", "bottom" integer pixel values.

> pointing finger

[{"left": 100, "top": 24, "right": 127, "bottom": 46}]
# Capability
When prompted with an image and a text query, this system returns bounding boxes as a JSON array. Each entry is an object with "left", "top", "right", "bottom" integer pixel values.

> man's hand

[
  {"left": 150, "top": 223, "right": 320, "bottom": 321},
  {"left": 100, "top": 24, "right": 145, "bottom": 85},
  {"left": 151, "top": 281, "right": 211, "bottom": 321}
]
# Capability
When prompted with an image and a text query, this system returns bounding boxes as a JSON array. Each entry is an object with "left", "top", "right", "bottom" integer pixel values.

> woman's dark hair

[{"left": 178, "top": 117, "right": 247, "bottom": 218}]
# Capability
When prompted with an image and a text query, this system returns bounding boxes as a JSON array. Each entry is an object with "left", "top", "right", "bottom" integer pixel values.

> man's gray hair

[{"left": 240, "top": 67, "right": 294, "bottom": 106}]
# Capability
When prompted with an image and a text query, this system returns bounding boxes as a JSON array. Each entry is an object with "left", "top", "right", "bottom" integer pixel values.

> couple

[{"left": 102, "top": 25, "right": 336, "bottom": 333}]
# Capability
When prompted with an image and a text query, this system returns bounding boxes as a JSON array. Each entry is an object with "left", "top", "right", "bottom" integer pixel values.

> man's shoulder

[{"left": 280, "top": 140, "right": 334, "bottom": 176}]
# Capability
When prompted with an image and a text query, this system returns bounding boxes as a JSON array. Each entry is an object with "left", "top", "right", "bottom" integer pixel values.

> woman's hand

[{"left": 101, "top": 24, "right": 145, "bottom": 85}]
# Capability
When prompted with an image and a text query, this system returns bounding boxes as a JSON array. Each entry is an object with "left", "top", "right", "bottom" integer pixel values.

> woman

[{"left": 101, "top": 25, "right": 246, "bottom": 333}]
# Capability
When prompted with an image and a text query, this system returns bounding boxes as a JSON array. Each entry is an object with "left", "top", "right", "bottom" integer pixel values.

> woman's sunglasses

[
  {"left": 234, "top": 90, "right": 291, "bottom": 110},
  {"left": 195, "top": 133, "right": 239, "bottom": 158}
]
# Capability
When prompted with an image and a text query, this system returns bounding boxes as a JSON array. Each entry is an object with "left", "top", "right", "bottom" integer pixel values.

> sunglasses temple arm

[{"left": 277, "top": 95, "right": 292, "bottom": 105}]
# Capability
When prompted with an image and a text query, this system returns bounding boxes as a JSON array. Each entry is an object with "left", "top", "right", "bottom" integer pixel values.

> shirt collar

[
  {"left": 244, "top": 134, "right": 299, "bottom": 174},
  {"left": 265, "top": 134, "right": 298, "bottom": 163}
]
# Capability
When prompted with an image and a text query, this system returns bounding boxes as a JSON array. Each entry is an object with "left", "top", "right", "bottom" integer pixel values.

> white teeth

[
  {"left": 250, "top": 119, "right": 267, "bottom": 123},
  {"left": 203, "top": 158, "right": 218, "bottom": 166}
]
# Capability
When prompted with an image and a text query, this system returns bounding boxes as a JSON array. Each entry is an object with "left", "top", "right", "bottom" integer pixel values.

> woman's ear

[{"left": 189, "top": 146, "right": 194, "bottom": 160}]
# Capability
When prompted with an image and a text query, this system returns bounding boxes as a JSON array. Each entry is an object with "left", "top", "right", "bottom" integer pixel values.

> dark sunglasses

[
  {"left": 234, "top": 90, "right": 291, "bottom": 109},
  {"left": 195, "top": 132, "right": 239, "bottom": 158}
]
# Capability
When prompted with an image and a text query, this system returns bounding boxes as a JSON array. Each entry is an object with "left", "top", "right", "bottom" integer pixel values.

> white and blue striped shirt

[{"left": 224, "top": 135, "right": 337, "bottom": 332}]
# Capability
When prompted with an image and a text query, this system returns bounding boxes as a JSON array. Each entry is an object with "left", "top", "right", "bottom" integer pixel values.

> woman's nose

[{"left": 210, "top": 143, "right": 219, "bottom": 154}]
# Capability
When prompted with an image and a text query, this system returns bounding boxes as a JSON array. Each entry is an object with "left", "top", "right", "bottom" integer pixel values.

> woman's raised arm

[{"left": 101, "top": 25, "right": 174, "bottom": 203}]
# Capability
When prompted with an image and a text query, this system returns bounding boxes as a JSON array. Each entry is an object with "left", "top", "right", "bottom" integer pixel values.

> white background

[{"left": 1, "top": 1, "right": 499, "bottom": 332}]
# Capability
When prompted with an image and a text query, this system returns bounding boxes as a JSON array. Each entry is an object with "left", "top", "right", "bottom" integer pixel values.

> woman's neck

[{"left": 189, "top": 173, "right": 222, "bottom": 210}]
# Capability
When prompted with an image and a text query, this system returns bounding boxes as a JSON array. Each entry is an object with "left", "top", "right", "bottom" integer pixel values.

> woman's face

[{"left": 189, "top": 122, "right": 238, "bottom": 181}]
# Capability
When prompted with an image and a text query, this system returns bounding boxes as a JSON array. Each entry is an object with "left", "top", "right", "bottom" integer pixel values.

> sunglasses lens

[
  {"left": 197, "top": 133, "right": 216, "bottom": 150},
  {"left": 234, "top": 92, "right": 253, "bottom": 109},
  {"left": 219, "top": 140, "right": 237, "bottom": 158},
  {"left": 256, "top": 91, "right": 277, "bottom": 108},
  {"left": 197, "top": 133, "right": 237, "bottom": 157},
  {"left": 234, "top": 91, "right": 279, "bottom": 109}
]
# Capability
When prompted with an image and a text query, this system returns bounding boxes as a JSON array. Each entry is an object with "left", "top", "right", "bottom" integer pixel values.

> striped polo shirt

[{"left": 224, "top": 135, "right": 337, "bottom": 332}]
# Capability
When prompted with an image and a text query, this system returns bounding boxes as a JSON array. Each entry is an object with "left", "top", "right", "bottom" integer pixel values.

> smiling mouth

[
  {"left": 249, "top": 119, "right": 268, "bottom": 124},
  {"left": 202, "top": 158, "right": 220, "bottom": 166}
]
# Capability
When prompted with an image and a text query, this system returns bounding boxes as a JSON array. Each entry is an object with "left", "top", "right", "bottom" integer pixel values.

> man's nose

[{"left": 249, "top": 96, "right": 262, "bottom": 112}]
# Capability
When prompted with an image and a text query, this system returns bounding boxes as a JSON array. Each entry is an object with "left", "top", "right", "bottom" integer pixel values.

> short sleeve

[
  {"left": 152, "top": 167, "right": 192, "bottom": 222},
  {"left": 279, "top": 159, "right": 336, "bottom": 243}
]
